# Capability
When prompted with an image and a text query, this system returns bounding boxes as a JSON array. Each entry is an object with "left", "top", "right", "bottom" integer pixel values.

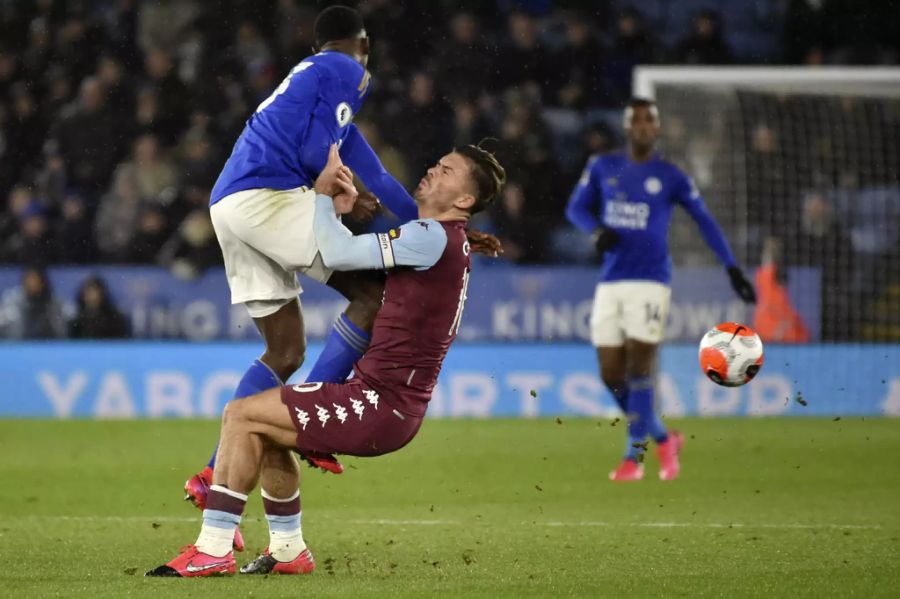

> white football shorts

[
  {"left": 590, "top": 280, "right": 671, "bottom": 347},
  {"left": 210, "top": 186, "right": 332, "bottom": 317}
]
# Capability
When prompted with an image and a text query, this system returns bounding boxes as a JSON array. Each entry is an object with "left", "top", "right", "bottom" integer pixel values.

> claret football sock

[
  {"left": 624, "top": 376, "right": 654, "bottom": 461},
  {"left": 208, "top": 359, "right": 283, "bottom": 468},
  {"left": 262, "top": 488, "right": 306, "bottom": 561},
  {"left": 196, "top": 485, "right": 248, "bottom": 557},
  {"left": 307, "top": 312, "right": 371, "bottom": 383}
]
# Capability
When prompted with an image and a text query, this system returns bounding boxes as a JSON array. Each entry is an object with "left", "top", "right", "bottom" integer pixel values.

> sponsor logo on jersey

[
  {"left": 315, "top": 404, "right": 330, "bottom": 427},
  {"left": 417, "top": 221, "right": 430, "bottom": 231},
  {"left": 350, "top": 398, "right": 365, "bottom": 420},
  {"left": 294, "top": 407, "right": 310, "bottom": 430},
  {"left": 336, "top": 102, "right": 353, "bottom": 127},
  {"left": 363, "top": 389, "right": 379, "bottom": 410},
  {"left": 333, "top": 403, "right": 348, "bottom": 424},
  {"left": 605, "top": 200, "right": 650, "bottom": 230},
  {"left": 644, "top": 177, "right": 662, "bottom": 195}
]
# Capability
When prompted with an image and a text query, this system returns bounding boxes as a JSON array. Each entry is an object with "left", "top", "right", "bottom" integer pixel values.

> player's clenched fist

[{"left": 315, "top": 144, "right": 358, "bottom": 214}]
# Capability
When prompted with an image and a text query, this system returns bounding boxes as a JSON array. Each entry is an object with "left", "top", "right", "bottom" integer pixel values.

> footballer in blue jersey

[
  {"left": 565, "top": 98, "right": 756, "bottom": 482},
  {"left": 184, "top": 6, "right": 500, "bottom": 533}
]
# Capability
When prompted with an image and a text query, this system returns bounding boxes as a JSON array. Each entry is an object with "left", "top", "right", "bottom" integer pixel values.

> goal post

[{"left": 632, "top": 66, "right": 900, "bottom": 342}]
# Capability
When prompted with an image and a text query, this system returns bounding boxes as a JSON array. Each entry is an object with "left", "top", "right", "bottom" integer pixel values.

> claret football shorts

[{"left": 280, "top": 379, "right": 423, "bottom": 457}]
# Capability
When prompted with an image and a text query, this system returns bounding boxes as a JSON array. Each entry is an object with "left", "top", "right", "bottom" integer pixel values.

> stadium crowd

[{"left": 0, "top": 0, "right": 898, "bottom": 340}]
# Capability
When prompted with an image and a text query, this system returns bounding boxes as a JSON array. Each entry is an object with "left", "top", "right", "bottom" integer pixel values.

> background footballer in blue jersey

[{"left": 566, "top": 98, "right": 756, "bottom": 482}]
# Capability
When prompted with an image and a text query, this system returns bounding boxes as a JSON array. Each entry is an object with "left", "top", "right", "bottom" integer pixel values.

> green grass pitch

[{"left": 1, "top": 418, "right": 899, "bottom": 598}]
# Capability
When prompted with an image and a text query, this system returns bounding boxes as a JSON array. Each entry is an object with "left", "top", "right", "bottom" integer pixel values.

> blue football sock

[
  {"left": 306, "top": 313, "right": 371, "bottom": 384},
  {"left": 207, "top": 358, "right": 282, "bottom": 468},
  {"left": 624, "top": 376, "right": 654, "bottom": 462},
  {"left": 610, "top": 385, "right": 629, "bottom": 413},
  {"left": 648, "top": 414, "right": 669, "bottom": 444}
]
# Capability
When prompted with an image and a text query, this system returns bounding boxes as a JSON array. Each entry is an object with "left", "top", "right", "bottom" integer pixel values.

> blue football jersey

[
  {"left": 211, "top": 50, "right": 369, "bottom": 203},
  {"left": 565, "top": 152, "right": 736, "bottom": 284}
]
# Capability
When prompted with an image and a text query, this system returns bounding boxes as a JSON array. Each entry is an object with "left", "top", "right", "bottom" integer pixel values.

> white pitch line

[
  {"left": 0, "top": 515, "right": 884, "bottom": 530},
  {"left": 541, "top": 521, "right": 883, "bottom": 530}
]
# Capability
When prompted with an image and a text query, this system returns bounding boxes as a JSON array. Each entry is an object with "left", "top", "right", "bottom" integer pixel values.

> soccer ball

[{"left": 698, "top": 322, "right": 764, "bottom": 387}]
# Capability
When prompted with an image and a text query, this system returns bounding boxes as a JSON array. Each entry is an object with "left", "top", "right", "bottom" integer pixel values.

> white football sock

[{"left": 262, "top": 488, "right": 306, "bottom": 561}]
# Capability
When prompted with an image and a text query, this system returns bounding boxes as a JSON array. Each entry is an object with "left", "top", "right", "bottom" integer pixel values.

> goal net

[{"left": 633, "top": 67, "right": 900, "bottom": 342}]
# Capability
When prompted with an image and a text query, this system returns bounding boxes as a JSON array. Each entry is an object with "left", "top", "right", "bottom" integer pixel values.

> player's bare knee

[
  {"left": 262, "top": 342, "right": 306, "bottom": 379},
  {"left": 221, "top": 399, "right": 245, "bottom": 430}
]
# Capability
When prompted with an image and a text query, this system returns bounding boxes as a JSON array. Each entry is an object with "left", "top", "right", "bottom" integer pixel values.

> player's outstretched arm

[
  {"left": 313, "top": 193, "right": 447, "bottom": 272},
  {"left": 676, "top": 176, "right": 756, "bottom": 303},
  {"left": 564, "top": 158, "right": 603, "bottom": 233},
  {"left": 340, "top": 124, "right": 419, "bottom": 222}
]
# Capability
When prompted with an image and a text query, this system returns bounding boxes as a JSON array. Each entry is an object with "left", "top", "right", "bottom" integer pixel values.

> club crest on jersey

[
  {"left": 363, "top": 389, "right": 379, "bottom": 409},
  {"left": 644, "top": 177, "right": 662, "bottom": 195},
  {"left": 315, "top": 404, "right": 330, "bottom": 427},
  {"left": 332, "top": 403, "right": 348, "bottom": 424},
  {"left": 389, "top": 228, "right": 401, "bottom": 239},
  {"left": 336, "top": 102, "right": 353, "bottom": 127},
  {"left": 294, "top": 407, "right": 310, "bottom": 430},
  {"left": 462, "top": 241, "right": 470, "bottom": 256},
  {"left": 350, "top": 398, "right": 365, "bottom": 419}
]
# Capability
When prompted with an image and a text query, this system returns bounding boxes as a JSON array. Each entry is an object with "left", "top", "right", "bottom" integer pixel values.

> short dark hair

[
  {"left": 314, "top": 6, "right": 365, "bottom": 48},
  {"left": 454, "top": 142, "right": 507, "bottom": 215},
  {"left": 628, "top": 97, "right": 657, "bottom": 110}
]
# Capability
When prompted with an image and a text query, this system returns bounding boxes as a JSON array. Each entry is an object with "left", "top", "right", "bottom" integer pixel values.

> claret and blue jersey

[
  {"left": 565, "top": 152, "right": 737, "bottom": 284},
  {"left": 211, "top": 49, "right": 417, "bottom": 222}
]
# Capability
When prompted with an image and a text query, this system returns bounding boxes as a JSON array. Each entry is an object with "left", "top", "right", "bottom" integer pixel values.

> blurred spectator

[
  {"left": 389, "top": 71, "right": 453, "bottom": 177},
  {"left": 355, "top": 120, "right": 410, "bottom": 190},
  {"left": 753, "top": 237, "right": 811, "bottom": 343},
  {"left": 2, "top": 83, "right": 47, "bottom": 187},
  {"left": 781, "top": 192, "right": 854, "bottom": 340},
  {"left": 49, "top": 77, "right": 123, "bottom": 194},
  {"left": 4, "top": 202, "right": 56, "bottom": 266},
  {"left": 434, "top": 12, "right": 491, "bottom": 100},
  {"left": 159, "top": 210, "right": 221, "bottom": 279},
  {"left": 96, "top": 54, "right": 134, "bottom": 121},
  {"left": 116, "top": 134, "right": 178, "bottom": 204},
  {"left": 674, "top": 10, "right": 734, "bottom": 65},
  {"left": 494, "top": 12, "right": 551, "bottom": 98},
  {"left": 55, "top": 192, "right": 95, "bottom": 264},
  {"left": 94, "top": 167, "right": 142, "bottom": 261},
  {"left": 68, "top": 275, "right": 129, "bottom": 339},
  {"left": 745, "top": 122, "right": 791, "bottom": 230},
  {"left": 488, "top": 182, "right": 545, "bottom": 264},
  {"left": 549, "top": 12, "right": 607, "bottom": 108},
  {"left": 2, "top": 267, "right": 66, "bottom": 339},
  {"left": 127, "top": 206, "right": 170, "bottom": 264},
  {"left": 142, "top": 47, "right": 189, "bottom": 144},
  {"left": 606, "top": 8, "right": 662, "bottom": 103},
  {"left": 450, "top": 99, "right": 493, "bottom": 149},
  {"left": 0, "top": 185, "right": 39, "bottom": 248}
]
